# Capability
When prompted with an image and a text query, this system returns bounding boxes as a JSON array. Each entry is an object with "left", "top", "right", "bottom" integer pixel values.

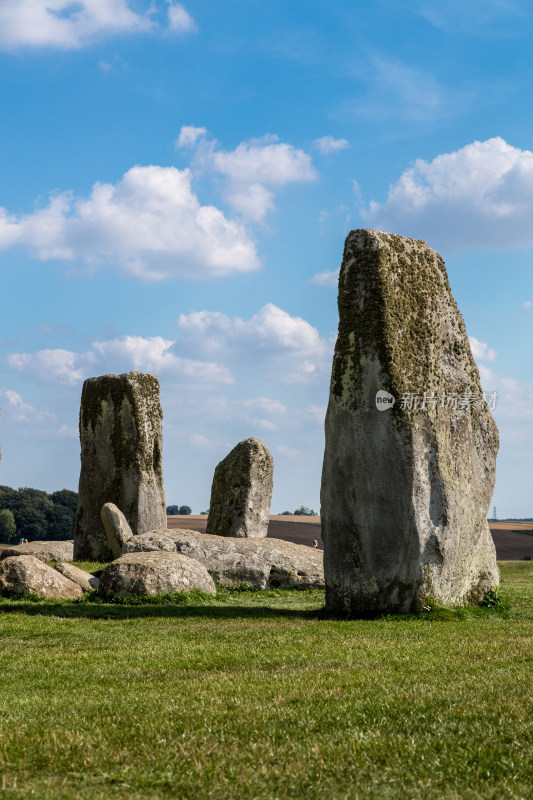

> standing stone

[
  {"left": 321, "top": 229, "right": 499, "bottom": 616},
  {"left": 74, "top": 372, "right": 166, "bottom": 561},
  {"left": 206, "top": 437, "right": 273, "bottom": 538}
]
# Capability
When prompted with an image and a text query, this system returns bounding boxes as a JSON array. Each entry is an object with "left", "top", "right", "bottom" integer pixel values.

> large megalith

[
  {"left": 321, "top": 229, "right": 499, "bottom": 616},
  {"left": 74, "top": 371, "right": 166, "bottom": 561},
  {"left": 206, "top": 437, "right": 273, "bottom": 538}
]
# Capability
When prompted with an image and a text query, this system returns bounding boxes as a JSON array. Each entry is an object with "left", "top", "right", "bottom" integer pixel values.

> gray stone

[
  {"left": 206, "top": 437, "right": 273, "bottom": 538},
  {"left": 55, "top": 562, "right": 100, "bottom": 591},
  {"left": 74, "top": 371, "right": 166, "bottom": 561},
  {"left": 0, "top": 540, "right": 74, "bottom": 563},
  {"left": 121, "top": 530, "right": 178, "bottom": 554},
  {"left": 123, "top": 528, "right": 324, "bottom": 590},
  {"left": 321, "top": 229, "right": 499, "bottom": 616},
  {"left": 101, "top": 503, "right": 134, "bottom": 559},
  {"left": 0, "top": 555, "right": 83, "bottom": 599},
  {"left": 98, "top": 551, "right": 216, "bottom": 598}
]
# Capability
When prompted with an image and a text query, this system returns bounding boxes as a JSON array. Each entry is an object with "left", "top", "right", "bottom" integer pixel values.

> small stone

[
  {"left": 55, "top": 562, "right": 100, "bottom": 591},
  {"left": 321, "top": 229, "right": 499, "bottom": 616},
  {"left": 98, "top": 551, "right": 216, "bottom": 598},
  {"left": 206, "top": 437, "right": 273, "bottom": 538},
  {"left": 0, "top": 540, "right": 74, "bottom": 563},
  {"left": 101, "top": 503, "right": 134, "bottom": 559},
  {"left": 0, "top": 555, "right": 83, "bottom": 599},
  {"left": 74, "top": 371, "right": 167, "bottom": 561}
]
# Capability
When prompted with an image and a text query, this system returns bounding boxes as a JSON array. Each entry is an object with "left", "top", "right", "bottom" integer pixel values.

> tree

[
  {"left": 178, "top": 505, "right": 192, "bottom": 515},
  {"left": 47, "top": 504, "right": 76, "bottom": 540},
  {"left": 0, "top": 486, "right": 78, "bottom": 541},
  {"left": 0, "top": 509, "right": 16, "bottom": 543},
  {"left": 293, "top": 506, "right": 317, "bottom": 516},
  {"left": 280, "top": 511, "right": 292, "bottom": 515},
  {"left": 166, "top": 505, "right": 180, "bottom": 515},
  {"left": 50, "top": 489, "right": 78, "bottom": 514}
]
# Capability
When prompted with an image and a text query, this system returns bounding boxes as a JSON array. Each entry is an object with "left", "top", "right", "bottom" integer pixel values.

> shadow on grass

[{"left": 0, "top": 600, "right": 326, "bottom": 621}]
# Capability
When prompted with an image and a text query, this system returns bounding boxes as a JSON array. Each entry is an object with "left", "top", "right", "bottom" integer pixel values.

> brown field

[{"left": 168, "top": 515, "right": 533, "bottom": 560}]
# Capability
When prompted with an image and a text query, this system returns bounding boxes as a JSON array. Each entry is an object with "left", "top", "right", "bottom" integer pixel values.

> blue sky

[{"left": 0, "top": 0, "right": 532, "bottom": 516}]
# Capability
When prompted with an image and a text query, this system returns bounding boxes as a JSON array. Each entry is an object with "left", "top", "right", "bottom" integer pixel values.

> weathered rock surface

[
  {"left": 0, "top": 555, "right": 83, "bottom": 599},
  {"left": 99, "top": 551, "right": 216, "bottom": 598},
  {"left": 55, "top": 562, "right": 100, "bottom": 591},
  {"left": 101, "top": 503, "right": 134, "bottom": 559},
  {"left": 123, "top": 529, "right": 324, "bottom": 589},
  {"left": 0, "top": 540, "right": 74, "bottom": 563},
  {"left": 206, "top": 437, "right": 273, "bottom": 538},
  {"left": 74, "top": 371, "right": 166, "bottom": 561},
  {"left": 121, "top": 530, "right": 177, "bottom": 553},
  {"left": 321, "top": 229, "right": 499, "bottom": 616}
]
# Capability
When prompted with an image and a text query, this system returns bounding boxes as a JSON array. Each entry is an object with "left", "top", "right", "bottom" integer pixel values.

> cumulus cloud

[
  {"left": 177, "top": 128, "right": 317, "bottom": 222},
  {"left": 310, "top": 268, "right": 339, "bottom": 287},
  {"left": 7, "top": 335, "right": 233, "bottom": 385},
  {"left": 469, "top": 336, "right": 497, "bottom": 363},
  {"left": 0, "top": 0, "right": 196, "bottom": 50},
  {"left": 0, "top": 166, "right": 259, "bottom": 280},
  {"left": 313, "top": 136, "right": 349, "bottom": 155},
  {"left": 0, "top": 390, "right": 54, "bottom": 423},
  {"left": 363, "top": 137, "right": 533, "bottom": 251},
  {"left": 176, "top": 303, "right": 332, "bottom": 384},
  {"left": 166, "top": 2, "right": 196, "bottom": 33},
  {"left": 175, "top": 125, "right": 208, "bottom": 148},
  {"left": 7, "top": 349, "right": 95, "bottom": 386}
]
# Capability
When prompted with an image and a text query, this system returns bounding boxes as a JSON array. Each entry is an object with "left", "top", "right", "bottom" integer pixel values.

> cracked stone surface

[
  {"left": 206, "top": 437, "right": 273, "bottom": 538},
  {"left": 98, "top": 551, "right": 216, "bottom": 598},
  {"left": 123, "top": 528, "right": 324, "bottom": 590},
  {"left": 0, "top": 555, "right": 83, "bottom": 599},
  {"left": 321, "top": 229, "right": 499, "bottom": 616},
  {"left": 74, "top": 371, "right": 166, "bottom": 561}
]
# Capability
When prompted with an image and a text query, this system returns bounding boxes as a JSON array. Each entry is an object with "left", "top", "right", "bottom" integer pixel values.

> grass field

[{"left": 0, "top": 562, "right": 532, "bottom": 800}]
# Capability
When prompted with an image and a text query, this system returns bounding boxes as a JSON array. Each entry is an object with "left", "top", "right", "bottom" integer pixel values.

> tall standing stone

[
  {"left": 321, "top": 230, "right": 499, "bottom": 616},
  {"left": 74, "top": 371, "right": 166, "bottom": 561},
  {"left": 206, "top": 437, "right": 273, "bottom": 538}
]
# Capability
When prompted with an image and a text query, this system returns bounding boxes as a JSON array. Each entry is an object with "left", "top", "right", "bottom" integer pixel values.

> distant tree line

[
  {"left": 166, "top": 505, "right": 192, "bottom": 515},
  {"left": 280, "top": 506, "right": 318, "bottom": 516},
  {"left": 0, "top": 487, "right": 78, "bottom": 543}
]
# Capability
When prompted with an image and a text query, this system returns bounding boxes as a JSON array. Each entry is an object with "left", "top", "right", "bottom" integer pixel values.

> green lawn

[{"left": 0, "top": 562, "right": 532, "bottom": 800}]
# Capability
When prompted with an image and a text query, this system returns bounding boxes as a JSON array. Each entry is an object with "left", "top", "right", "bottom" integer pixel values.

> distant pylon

[{"left": 493, "top": 505, "right": 497, "bottom": 521}]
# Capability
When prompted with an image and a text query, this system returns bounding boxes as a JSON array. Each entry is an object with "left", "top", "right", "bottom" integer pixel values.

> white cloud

[
  {"left": 277, "top": 444, "right": 300, "bottom": 458},
  {"left": 0, "top": 0, "right": 195, "bottom": 50},
  {"left": 0, "top": 166, "right": 259, "bottom": 280},
  {"left": 93, "top": 335, "right": 233, "bottom": 383},
  {"left": 57, "top": 424, "right": 78, "bottom": 438},
  {"left": 166, "top": 2, "right": 196, "bottom": 33},
  {"left": 175, "top": 126, "right": 208, "bottom": 148},
  {"left": 177, "top": 303, "right": 328, "bottom": 359},
  {"left": 313, "top": 136, "right": 349, "bottom": 155},
  {"left": 176, "top": 303, "right": 332, "bottom": 384},
  {"left": 177, "top": 128, "right": 317, "bottom": 222},
  {"left": 311, "top": 268, "right": 339, "bottom": 287},
  {"left": 469, "top": 336, "right": 497, "bottom": 363},
  {"left": 0, "top": 390, "right": 54, "bottom": 423},
  {"left": 524, "top": 300, "right": 533, "bottom": 309},
  {"left": 363, "top": 137, "right": 533, "bottom": 251},
  {"left": 7, "top": 336, "right": 233, "bottom": 386},
  {"left": 7, "top": 349, "right": 95, "bottom": 385}
]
